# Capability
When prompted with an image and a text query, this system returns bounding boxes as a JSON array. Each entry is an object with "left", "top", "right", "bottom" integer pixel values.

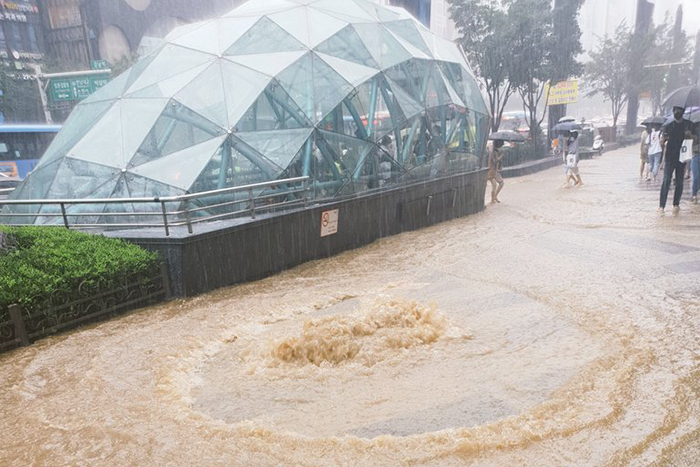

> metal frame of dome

[{"left": 10, "top": 0, "right": 490, "bottom": 222}]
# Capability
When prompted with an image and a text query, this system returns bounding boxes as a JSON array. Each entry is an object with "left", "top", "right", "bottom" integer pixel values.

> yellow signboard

[{"left": 545, "top": 80, "right": 579, "bottom": 106}]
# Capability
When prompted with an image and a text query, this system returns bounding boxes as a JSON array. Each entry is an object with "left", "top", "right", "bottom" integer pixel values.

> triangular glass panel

[
  {"left": 235, "top": 80, "right": 312, "bottom": 132},
  {"left": 174, "top": 62, "right": 229, "bottom": 129},
  {"left": 37, "top": 100, "right": 115, "bottom": 168},
  {"left": 165, "top": 19, "right": 215, "bottom": 42},
  {"left": 223, "top": 0, "right": 297, "bottom": 18},
  {"left": 385, "top": 77, "right": 423, "bottom": 120},
  {"left": 225, "top": 51, "right": 306, "bottom": 78},
  {"left": 225, "top": 16, "right": 307, "bottom": 56},
  {"left": 267, "top": 7, "right": 311, "bottom": 48},
  {"left": 315, "top": 52, "right": 379, "bottom": 88},
  {"left": 131, "top": 100, "right": 226, "bottom": 167},
  {"left": 190, "top": 137, "right": 276, "bottom": 193},
  {"left": 125, "top": 44, "right": 216, "bottom": 94},
  {"left": 384, "top": 60, "right": 432, "bottom": 103},
  {"left": 130, "top": 135, "right": 227, "bottom": 190},
  {"left": 126, "top": 62, "right": 211, "bottom": 99},
  {"left": 220, "top": 59, "right": 274, "bottom": 131},
  {"left": 383, "top": 20, "right": 432, "bottom": 57},
  {"left": 305, "top": 8, "right": 349, "bottom": 49},
  {"left": 437, "top": 62, "right": 468, "bottom": 105},
  {"left": 81, "top": 70, "right": 131, "bottom": 105},
  {"left": 276, "top": 53, "right": 354, "bottom": 123},
  {"left": 310, "top": 0, "right": 376, "bottom": 22},
  {"left": 68, "top": 103, "right": 125, "bottom": 169},
  {"left": 351, "top": 23, "right": 411, "bottom": 70},
  {"left": 236, "top": 128, "right": 313, "bottom": 169},
  {"left": 437, "top": 67, "right": 466, "bottom": 108},
  {"left": 170, "top": 19, "right": 222, "bottom": 55},
  {"left": 9, "top": 158, "right": 61, "bottom": 201},
  {"left": 314, "top": 25, "right": 379, "bottom": 69},
  {"left": 45, "top": 158, "right": 120, "bottom": 199}
]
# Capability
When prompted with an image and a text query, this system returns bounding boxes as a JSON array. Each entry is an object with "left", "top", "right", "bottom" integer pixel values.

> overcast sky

[{"left": 653, "top": 0, "right": 700, "bottom": 35}]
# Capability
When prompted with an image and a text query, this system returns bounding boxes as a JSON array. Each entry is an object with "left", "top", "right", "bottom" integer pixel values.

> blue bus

[{"left": 0, "top": 124, "right": 62, "bottom": 180}]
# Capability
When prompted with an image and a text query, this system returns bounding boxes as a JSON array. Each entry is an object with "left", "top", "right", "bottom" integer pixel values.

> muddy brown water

[{"left": 2, "top": 147, "right": 699, "bottom": 466}]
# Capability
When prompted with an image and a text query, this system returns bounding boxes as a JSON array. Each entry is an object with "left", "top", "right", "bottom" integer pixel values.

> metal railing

[{"left": 0, "top": 176, "right": 309, "bottom": 237}]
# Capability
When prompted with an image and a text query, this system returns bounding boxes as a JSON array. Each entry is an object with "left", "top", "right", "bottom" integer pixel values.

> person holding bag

[{"left": 659, "top": 106, "right": 693, "bottom": 213}]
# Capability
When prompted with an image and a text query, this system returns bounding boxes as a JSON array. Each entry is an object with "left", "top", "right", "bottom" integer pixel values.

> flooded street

[{"left": 2, "top": 146, "right": 700, "bottom": 466}]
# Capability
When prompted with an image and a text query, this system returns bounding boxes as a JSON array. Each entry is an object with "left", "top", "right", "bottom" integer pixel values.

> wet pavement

[{"left": 1, "top": 145, "right": 699, "bottom": 466}]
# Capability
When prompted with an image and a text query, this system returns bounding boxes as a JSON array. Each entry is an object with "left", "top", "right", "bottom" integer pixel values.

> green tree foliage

[
  {"left": 0, "top": 73, "right": 44, "bottom": 123},
  {"left": 449, "top": 0, "right": 514, "bottom": 132},
  {"left": 507, "top": 0, "right": 552, "bottom": 150},
  {"left": 585, "top": 24, "right": 633, "bottom": 129}
]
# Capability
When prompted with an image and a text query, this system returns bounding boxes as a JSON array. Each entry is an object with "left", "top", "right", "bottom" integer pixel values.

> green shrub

[{"left": 0, "top": 227, "right": 159, "bottom": 311}]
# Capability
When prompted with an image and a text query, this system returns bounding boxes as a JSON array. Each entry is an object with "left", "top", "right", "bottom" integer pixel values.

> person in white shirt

[{"left": 646, "top": 124, "right": 663, "bottom": 183}]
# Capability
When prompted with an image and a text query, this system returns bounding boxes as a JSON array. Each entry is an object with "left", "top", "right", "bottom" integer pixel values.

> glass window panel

[
  {"left": 225, "top": 17, "right": 306, "bottom": 56},
  {"left": 314, "top": 25, "right": 378, "bottom": 69},
  {"left": 81, "top": 70, "right": 131, "bottom": 104},
  {"left": 225, "top": 51, "right": 306, "bottom": 78},
  {"left": 224, "top": 0, "right": 297, "bottom": 18},
  {"left": 191, "top": 142, "right": 270, "bottom": 193},
  {"left": 130, "top": 135, "right": 226, "bottom": 190},
  {"left": 9, "top": 159, "right": 61, "bottom": 201},
  {"left": 126, "top": 62, "right": 211, "bottom": 99},
  {"left": 315, "top": 52, "right": 378, "bottom": 88},
  {"left": 311, "top": 0, "right": 376, "bottom": 22},
  {"left": 45, "top": 158, "right": 120, "bottom": 199},
  {"left": 351, "top": 23, "right": 411, "bottom": 70},
  {"left": 221, "top": 60, "right": 274, "bottom": 128},
  {"left": 383, "top": 60, "right": 430, "bottom": 103},
  {"left": 384, "top": 20, "right": 432, "bottom": 57},
  {"left": 131, "top": 101, "right": 226, "bottom": 167},
  {"left": 37, "top": 100, "right": 115, "bottom": 168},
  {"left": 126, "top": 45, "right": 215, "bottom": 95},
  {"left": 174, "top": 62, "right": 229, "bottom": 129},
  {"left": 235, "top": 128, "right": 313, "bottom": 169},
  {"left": 276, "top": 53, "right": 353, "bottom": 123},
  {"left": 235, "top": 81, "right": 311, "bottom": 132},
  {"left": 170, "top": 19, "right": 221, "bottom": 55},
  {"left": 68, "top": 103, "right": 125, "bottom": 168},
  {"left": 385, "top": 77, "right": 423, "bottom": 120},
  {"left": 267, "top": 7, "right": 311, "bottom": 47}
]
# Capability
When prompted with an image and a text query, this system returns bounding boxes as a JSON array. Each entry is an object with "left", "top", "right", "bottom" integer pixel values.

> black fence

[{"left": 0, "top": 264, "right": 169, "bottom": 353}]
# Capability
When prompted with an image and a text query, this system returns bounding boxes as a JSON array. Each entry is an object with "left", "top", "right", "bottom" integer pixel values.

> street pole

[
  {"left": 29, "top": 64, "right": 53, "bottom": 124},
  {"left": 625, "top": 0, "right": 654, "bottom": 135}
]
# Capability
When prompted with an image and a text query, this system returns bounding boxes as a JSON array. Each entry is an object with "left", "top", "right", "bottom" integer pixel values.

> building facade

[{"left": 39, "top": 0, "right": 242, "bottom": 69}]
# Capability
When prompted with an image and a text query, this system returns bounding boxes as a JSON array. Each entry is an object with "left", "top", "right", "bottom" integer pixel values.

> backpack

[{"left": 566, "top": 153, "right": 577, "bottom": 168}]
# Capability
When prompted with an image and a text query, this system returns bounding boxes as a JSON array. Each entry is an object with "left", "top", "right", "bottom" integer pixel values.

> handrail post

[
  {"left": 249, "top": 188, "right": 256, "bottom": 219},
  {"left": 303, "top": 178, "right": 308, "bottom": 208},
  {"left": 184, "top": 199, "right": 193, "bottom": 234},
  {"left": 160, "top": 200, "right": 170, "bottom": 237},
  {"left": 8, "top": 304, "right": 29, "bottom": 347},
  {"left": 59, "top": 203, "right": 70, "bottom": 229}
]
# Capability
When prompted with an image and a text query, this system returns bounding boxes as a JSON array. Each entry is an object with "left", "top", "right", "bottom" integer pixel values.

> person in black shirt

[{"left": 659, "top": 106, "right": 692, "bottom": 213}]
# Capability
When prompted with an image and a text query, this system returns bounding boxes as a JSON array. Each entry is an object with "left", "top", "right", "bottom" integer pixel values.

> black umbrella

[
  {"left": 552, "top": 122, "right": 582, "bottom": 132},
  {"left": 662, "top": 85, "right": 700, "bottom": 110},
  {"left": 641, "top": 116, "right": 666, "bottom": 126},
  {"left": 488, "top": 130, "right": 526, "bottom": 142}
]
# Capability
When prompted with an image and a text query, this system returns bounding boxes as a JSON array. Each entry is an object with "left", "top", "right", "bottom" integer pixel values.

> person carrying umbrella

[{"left": 659, "top": 106, "right": 693, "bottom": 213}]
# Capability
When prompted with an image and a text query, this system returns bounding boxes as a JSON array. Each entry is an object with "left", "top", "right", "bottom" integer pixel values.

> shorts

[
  {"left": 640, "top": 152, "right": 648, "bottom": 163},
  {"left": 567, "top": 166, "right": 579, "bottom": 176},
  {"left": 488, "top": 172, "right": 503, "bottom": 184}
]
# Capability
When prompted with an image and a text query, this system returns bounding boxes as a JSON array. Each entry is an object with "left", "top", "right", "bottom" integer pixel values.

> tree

[
  {"left": 0, "top": 73, "right": 44, "bottom": 123},
  {"left": 586, "top": 24, "right": 633, "bottom": 131},
  {"left": 449, "top": 0, "right": 515, "bottom": 132},
  {"left": 548, "top": 0, "right": 584, "bottom": 129},
  {"left": 508, "top": 0, "right": 553, "bottom": 152}
]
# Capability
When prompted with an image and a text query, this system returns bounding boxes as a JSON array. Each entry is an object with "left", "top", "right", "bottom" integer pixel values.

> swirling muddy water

[{"left": 2, "top": 147, "right": 700, "bottom": 466}]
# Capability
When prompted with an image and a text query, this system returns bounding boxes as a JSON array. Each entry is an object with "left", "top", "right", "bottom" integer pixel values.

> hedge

[{"left": 0, "top": 227, "right": 160, "bottom": 311}]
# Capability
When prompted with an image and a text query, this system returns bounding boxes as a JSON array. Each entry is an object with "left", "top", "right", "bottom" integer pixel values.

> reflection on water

[{"left": 2, "top": 148, "right": 700, "bottom": 466}]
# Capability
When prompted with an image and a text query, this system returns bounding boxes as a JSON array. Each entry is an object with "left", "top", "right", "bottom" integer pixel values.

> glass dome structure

[{"left": 10, "top": 0, "right": 490, "bottom": 220}]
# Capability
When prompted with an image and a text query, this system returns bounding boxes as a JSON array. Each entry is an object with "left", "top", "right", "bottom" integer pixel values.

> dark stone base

[{"left": 118, "top": 170, "right": 487, "bottom": 297}]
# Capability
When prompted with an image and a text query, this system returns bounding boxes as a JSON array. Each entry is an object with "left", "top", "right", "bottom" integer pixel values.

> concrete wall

[{"left": 125, "top": 170, "right": 487, "bottom": 297}]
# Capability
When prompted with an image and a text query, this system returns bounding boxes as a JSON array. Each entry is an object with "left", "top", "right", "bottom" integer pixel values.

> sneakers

[{"left": 657, "top": 207, "right": 664, "bottom": 213}]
